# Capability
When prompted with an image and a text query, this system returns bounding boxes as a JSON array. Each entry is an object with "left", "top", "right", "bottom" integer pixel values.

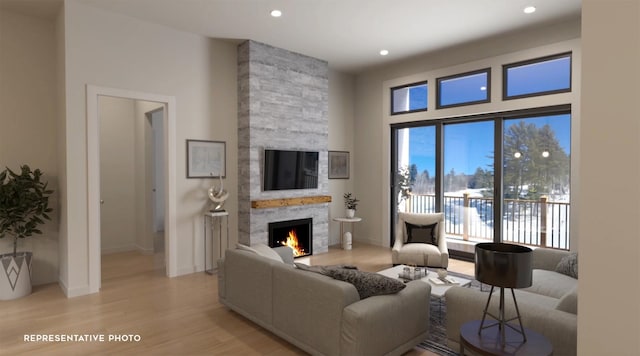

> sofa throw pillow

[
  {"left": 323, "top": 268, "right": 406, "bottom": 299},
  {"left": 555, "top": 253, "right": 578, "bottom": 279},
  {"left": 294, "top": 263, "right": 357, "bottom": 275},
  {"left": 405, "top": 222, "right": 438, "bottom": 245},
  {"left": 236, "top": 243, "right": 283, "bottom": 263}
]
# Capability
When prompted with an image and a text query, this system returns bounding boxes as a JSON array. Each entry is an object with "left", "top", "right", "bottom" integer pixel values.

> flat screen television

[{"left": 264, "top": 149, "right": 319, "bottom": 191}]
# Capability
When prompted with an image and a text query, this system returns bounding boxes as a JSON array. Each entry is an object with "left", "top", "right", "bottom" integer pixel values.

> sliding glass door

[
  {"left": 502, "top": 114, "right": 571, "bottom": 249},
  {"left": 391, "top": 125, "right": 437, "bottom": 245},
  {"left": 443, "top": 121, "right": 494, "bottom": 254},
  {"left": 391, "top": 109, "right": 571, "bottom": 255}
]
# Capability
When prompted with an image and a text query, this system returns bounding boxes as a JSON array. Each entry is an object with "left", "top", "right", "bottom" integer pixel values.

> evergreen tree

[
  {"left": 409, "top": 164, "right": 418, "bottom": 184},
  {"left": 503, "top": 121, "right": 569, "bottom": 200}
]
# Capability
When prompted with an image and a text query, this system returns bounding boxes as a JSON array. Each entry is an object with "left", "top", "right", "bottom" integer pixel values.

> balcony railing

[{"left": 403, "top": 193, "right": 569, "bottom": 250}]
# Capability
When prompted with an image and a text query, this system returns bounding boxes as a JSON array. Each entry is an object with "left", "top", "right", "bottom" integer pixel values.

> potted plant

[
  {"left": 343, "top": 193, "right": 359, "bottom": 218},
  {"left": 0, "top": 165, "right": 53, "bottom": 300}
]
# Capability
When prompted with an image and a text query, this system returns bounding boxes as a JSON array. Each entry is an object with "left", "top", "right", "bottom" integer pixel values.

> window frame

[
  {"left": 389, "top": 104, "right": 572, "bottom": 253},
  {"left": 436, "top": 68, "right": 491, "bottom": 109},
  {"left": 390, "top": 80, "right": 429, "bottom": 115},
  {"left": 503, "top": 52, "right": 572, "bottom": 100}
]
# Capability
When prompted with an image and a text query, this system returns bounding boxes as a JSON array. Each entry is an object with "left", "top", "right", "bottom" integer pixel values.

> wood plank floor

[{"left": 0, "top": 243, "right": 473, "bottom": 355}]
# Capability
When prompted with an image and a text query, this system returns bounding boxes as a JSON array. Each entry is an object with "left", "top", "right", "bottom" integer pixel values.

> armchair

[{"left": 392, "top": 212, "right": 449, "bottom": 268}]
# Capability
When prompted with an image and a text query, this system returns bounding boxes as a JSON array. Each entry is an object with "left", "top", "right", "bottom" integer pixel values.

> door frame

[{"left": 87, "top": 85, "right": 177, "bottom": 293}]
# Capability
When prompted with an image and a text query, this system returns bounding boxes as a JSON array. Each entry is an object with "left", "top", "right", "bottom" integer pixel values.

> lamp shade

[{"left": 475, "top": 243, "right": 532, "bottom": 288}]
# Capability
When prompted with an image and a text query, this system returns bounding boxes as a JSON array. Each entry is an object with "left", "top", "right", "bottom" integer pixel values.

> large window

[
  {"left": 391, "top": 108, "right": 571, "bottom": 253},
  {"left": 395, "top": 126, "right": 436, "bottom": 213},
  {"left": 443, "top": 121, "right": 495, "bottom": 240},
  {"left": 437, "top": 69, "right": 490, "bottom": 109},
  {"left": 502, "top": 114, "right": 571, "bottom": 249},
  {"left": 504, "top": 53, "right": 571, "bottom": 99},
  {"left": 389, "top": 51, "right": 573, "bottom": 253},
  {"left": 391, "top": 81, "right": 428, "bottom": 115}
]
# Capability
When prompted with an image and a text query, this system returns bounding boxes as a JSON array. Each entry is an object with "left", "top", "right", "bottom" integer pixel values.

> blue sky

[
  {"left": 399, "top": 54, "right": 571, "bottom": 175},
  {"left": 407, "top": 114, "right": 571, "bottom": 175}
]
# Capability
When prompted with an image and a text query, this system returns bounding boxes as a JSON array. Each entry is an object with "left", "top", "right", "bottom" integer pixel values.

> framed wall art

[
  {"left": 186, "top": 139, "right": 226, "bottom": 178},
  {"left": 328, "top": 151, "right": 349, "bottom": 179}
]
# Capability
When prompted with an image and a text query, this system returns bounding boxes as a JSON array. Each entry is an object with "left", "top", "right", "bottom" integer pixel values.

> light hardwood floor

[{"left": 0, "top": 243, "right": 473, "bottom": 355}]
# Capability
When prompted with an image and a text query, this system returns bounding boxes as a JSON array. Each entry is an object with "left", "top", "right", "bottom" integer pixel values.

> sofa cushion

[
  {"left": 522, "top": 269, "right": 578, "bottom": 299},
  {"left": 555, "top": 252, "right": 578, "bottom": 279},
  {"left": 323, "top": 268, "right": 406, "bottom": 299},
  {"left": 556, "top": 286, "right": 578, "bottom": 314},
  {"left": 405, "top": 222, "right": 438, "bottom": 245},
  {"left": 512, "top": 288, "right": 561, "bottom": 310},
  {"left": 236, "top": 243, "right": 283, "bottom": 263}
]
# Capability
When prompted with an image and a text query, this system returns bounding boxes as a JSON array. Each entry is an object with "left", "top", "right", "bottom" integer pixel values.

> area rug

[{"left": 417, "top": 270, "right": 484, "bottom": 356}]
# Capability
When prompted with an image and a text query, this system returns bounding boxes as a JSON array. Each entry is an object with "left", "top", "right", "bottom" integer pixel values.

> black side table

[{"left": 460, "top": 320, "right": 553, "bottom": 356}]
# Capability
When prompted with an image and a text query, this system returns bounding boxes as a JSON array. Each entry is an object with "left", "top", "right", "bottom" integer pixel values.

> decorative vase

[
  {"left": 343, "top": 232, "right": 352, "bottom": 250},
  {"left": 346, "top": 209, "right": 355, "bottom": 218},
  {"left": 0, "top": 252, "right": 32, "bottom": 300}
]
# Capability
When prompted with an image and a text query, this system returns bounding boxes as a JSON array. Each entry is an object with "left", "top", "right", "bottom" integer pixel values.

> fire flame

[{"left": 281, "top": 229, "right": 305, "bottom": 257}]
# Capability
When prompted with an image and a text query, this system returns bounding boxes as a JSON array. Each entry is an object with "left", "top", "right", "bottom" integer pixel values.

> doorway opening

[
  {"left": 87, "top": 85, "right": 177, "bottom": 294},
  {"left": 98, "top": 97, "right": 166, "bottom": 275}
]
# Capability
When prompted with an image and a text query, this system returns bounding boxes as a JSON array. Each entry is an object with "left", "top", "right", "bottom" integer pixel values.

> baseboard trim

[
  {"left": 136, "top": 245, "right": 154, "bottom": 255},
  {"left": 58, "top": 278, "right": 92, "bottom": 298},
  {"left": 101, "top": 245, "right": 137, "bottom": 255},
  {"left": 177, "top": 266, "right": 198, "bottom": 276}
]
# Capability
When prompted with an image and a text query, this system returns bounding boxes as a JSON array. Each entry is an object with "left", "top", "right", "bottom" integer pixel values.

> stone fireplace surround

[{"left": 237, "top": 40, "right": 330, "bottom": 254}]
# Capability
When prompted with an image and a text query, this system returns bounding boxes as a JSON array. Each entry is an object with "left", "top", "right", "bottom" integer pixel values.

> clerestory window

[
  {"left": 391, "top": 81, "right": 428, "bottom": 115},
  {"left": 503, "top": 53, "right": 572, "bottom": 100}
]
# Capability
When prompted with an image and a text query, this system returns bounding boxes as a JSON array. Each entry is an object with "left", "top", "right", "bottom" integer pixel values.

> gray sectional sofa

[
  {"left": 218, "top": 246, "right": 432, "bottom": 356},
  {"left": 445, "top": 247, "right": 578, "bottom": 356}
]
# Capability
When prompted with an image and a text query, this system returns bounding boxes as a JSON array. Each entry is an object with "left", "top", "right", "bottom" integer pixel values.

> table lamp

[{"left": 475, "top": 242, "right": 532, "bottom": 345}]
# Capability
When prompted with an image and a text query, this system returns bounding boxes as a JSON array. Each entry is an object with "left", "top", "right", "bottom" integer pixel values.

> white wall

[
  {"left": 328, "top": 70, "right": 356, "bottom": 245},
  {"left": 0, "top": 8, "right": 60, "bottom": 286},
  {"left": 579, "top": 0, "right": 640, "bottom": 354},
  {"left": 353, "top": 19, "right": 581, "bottom": 248},
  {"left": 3, "top": 0, "right": 355, "bottom": 296},
  {"left": 60, "top": 0, "right": 238, "bottom": 295}
]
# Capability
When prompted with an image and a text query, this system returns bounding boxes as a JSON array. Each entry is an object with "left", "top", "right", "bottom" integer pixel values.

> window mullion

[
  {"left": 435, "top": 122, "right": 444, "bottom": 212},
  {"left": 493, "top": 118, "right": 504, "bottom": 243}
]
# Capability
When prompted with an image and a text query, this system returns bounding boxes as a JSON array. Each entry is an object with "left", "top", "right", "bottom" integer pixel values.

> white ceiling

[{"left": 6, "top": 0, "right": 582, "bottom": 73}]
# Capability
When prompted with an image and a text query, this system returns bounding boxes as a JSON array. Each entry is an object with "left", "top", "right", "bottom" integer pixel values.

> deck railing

[{"left": 404, "top": 193, "right": 570, "bottom": 249}]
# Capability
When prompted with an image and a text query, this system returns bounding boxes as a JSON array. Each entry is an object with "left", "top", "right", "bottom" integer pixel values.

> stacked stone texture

[{"left": 238, "top": 41, "right": 329, "bottom": 254}]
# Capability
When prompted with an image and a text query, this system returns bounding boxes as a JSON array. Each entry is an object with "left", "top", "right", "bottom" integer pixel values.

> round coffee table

[{"left": 460, "top": 320, "right": 553, "bottom": 356}]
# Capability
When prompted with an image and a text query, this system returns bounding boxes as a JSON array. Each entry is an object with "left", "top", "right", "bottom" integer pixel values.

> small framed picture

[
  {"left": 328, "top": 151, "right": 349, "bottom": 179},
  {"left": 186, "top": 140, "right": 226, "bottom": 178}
]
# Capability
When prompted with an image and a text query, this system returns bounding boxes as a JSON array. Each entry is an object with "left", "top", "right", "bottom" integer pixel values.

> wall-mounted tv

[{"left": 264, "top": 149, "right": 319, "bottom": 191}]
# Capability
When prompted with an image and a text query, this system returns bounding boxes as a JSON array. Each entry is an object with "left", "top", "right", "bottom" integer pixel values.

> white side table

[
  {"left": 204, "top": 211, "right": 229, "bottom": 274},
  {"left": 333, "top": 217, "right": 362, "bottom": 249}
]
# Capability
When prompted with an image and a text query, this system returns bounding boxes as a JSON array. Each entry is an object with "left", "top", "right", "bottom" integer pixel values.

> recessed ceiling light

[
  {"left": 270, "top": 9, "right": 282, "bottom": 17},
  {"left": 524, "top": 6, "right": 536, "bottom": 14},
  {"left": 480, "top": 86, "right": 487, "bottom": 91},
  {"left": 379, "top": 49, "right": 389, "bottom": 56}
]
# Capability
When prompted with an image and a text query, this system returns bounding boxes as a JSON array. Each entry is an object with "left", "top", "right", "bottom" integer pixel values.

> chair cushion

[{"left": 405, "top": 221, "right": 438, "bottom": 245}]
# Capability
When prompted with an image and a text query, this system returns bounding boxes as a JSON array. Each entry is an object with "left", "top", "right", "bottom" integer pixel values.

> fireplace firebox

[{"left": 268, "top": 218, "right": 312, "bottom": 258}]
